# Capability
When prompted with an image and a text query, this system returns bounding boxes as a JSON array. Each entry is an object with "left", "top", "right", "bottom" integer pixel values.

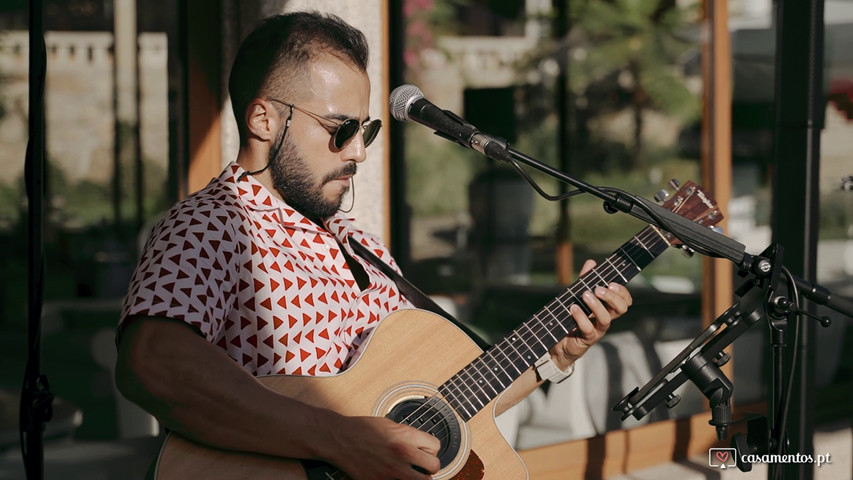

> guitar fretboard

[{"left": 438, "top": 225, "right": 670, "bottom": 421}]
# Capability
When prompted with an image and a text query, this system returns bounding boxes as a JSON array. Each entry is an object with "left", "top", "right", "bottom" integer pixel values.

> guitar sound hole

[{"left": 386, "top": 397, "right": 462, "bottom": 470}]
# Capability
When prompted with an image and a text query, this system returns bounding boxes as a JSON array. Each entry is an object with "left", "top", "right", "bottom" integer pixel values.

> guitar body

[{"left": 154, "top": 309, "right": 528, "bottom": 479}]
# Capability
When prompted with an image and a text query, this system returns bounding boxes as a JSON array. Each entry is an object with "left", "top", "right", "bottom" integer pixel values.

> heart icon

[{"left": 716, "top": 451, "right": 730, "bottom": 463}]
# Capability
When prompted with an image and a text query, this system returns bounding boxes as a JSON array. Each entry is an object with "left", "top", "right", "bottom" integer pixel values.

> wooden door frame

[{"left": 182, "top": 0, "right": 222, "bottom": 198}]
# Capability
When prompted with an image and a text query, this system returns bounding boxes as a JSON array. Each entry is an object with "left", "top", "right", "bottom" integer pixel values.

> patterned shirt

[{"left": 120, "top": 162, "right": 411, "bottom": 376}]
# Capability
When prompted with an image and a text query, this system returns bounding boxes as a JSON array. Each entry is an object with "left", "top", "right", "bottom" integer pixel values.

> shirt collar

[{"left": 222, "top": 162, "right": 357, "bottom": 238}]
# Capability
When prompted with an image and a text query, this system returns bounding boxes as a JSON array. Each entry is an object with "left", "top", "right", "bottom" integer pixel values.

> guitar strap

[{"left": 348, "top": 238, "right": 491, "bottom": 350}]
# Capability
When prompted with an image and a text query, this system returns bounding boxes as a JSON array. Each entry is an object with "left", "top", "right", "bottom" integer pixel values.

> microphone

[{"left": 389, "top": 84, "right": 512, "bottom": 161}]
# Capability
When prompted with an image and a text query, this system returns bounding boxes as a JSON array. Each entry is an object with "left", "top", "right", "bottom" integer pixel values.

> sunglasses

[{"left": 268, "top": 98, "right": 381, "bottom": 149}]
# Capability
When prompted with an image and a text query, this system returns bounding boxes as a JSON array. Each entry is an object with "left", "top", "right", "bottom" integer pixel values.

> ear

[{"left": 244, "top": 99, "right": 282, "bottom": 142}]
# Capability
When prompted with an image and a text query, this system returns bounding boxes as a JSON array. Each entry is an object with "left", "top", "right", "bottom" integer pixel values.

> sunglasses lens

[
  {"left": 334, "top": 120, "right": 360, "bottom": 149},
  {"left": 362, "top": 120, "right": 382, "bottom": 147}
]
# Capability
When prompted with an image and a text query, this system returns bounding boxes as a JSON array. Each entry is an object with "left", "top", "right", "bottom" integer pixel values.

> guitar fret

[
  {"left": 556, "top": 287, "right": 584, "bottom": 318},
  {"left": 484, "top": 355, "right": 513, "bottom": 388},
  {"left": 464, "top": 358, "right": 495, "bottom": 401},
  {"left": 438, "top": 218, "right": 691, "bottom": 420},
  {"left": 496, "top": 342, "right": 525, "bottom": 376},
  {"left": 509, "top": 331, "right": 537, "bottom": 361},
  {"left": 461, "top": 359, "right": 499, "bottom": 406},
  {"left": 516, "top": 321, "right": 550, "bottom": 360},
  {"left": 617, "top": 246, "right": 641, "bottom": 272},
  {"left": 501, "top": 336, "right": 530, "bottom": 376},
  {"left": 590, "top": 268, "right": 609, "bottom": 287},
  {"left": 454, "top": 370, "right": 485, "bottom": 411},
  {"left": 634, "top": 233, "right": 653, "bottom": 253},
  {"left": 605, "top": 256, "right": 629, "bottom": 283},
  {"left": 552, "top": 291, "right": 575, "bottom": 313},
  {"left": 455, "top": 364, "right": 488, "bottom": 412},
  {"left": 536, "top": 308, "right": 568, "bottom": 343}
]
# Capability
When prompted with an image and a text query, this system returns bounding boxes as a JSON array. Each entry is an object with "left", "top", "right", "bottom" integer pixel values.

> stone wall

[{"left": 0, "top": 30, "right": 168, "bottom": 188}]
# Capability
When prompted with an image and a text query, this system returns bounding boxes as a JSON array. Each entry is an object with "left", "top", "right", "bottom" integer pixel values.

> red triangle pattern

[{"left": 121, "top": 163, "right": 413, "bottom": 377}]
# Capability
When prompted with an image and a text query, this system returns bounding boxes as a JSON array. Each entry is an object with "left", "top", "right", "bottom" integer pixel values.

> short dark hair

[{"left": 228, "top": 11, "right": 369, "bottom": 144}]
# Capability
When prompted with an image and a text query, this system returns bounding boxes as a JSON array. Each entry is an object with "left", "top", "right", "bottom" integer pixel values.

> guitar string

[
  {"left": 387, "top": 226, "right": 666, "bottom": 456},
  {"left": 434, "top": 227, "right": 661, "bottom": 418},
  {"left": 315, "top": 227, "right": 665, "bottom": 480},
  {"left": 419, "top": 192, "right": 706, "bottom": 450},
  {"left": 311, "top": 232, "right": 659, "bottom": 480},
  {"left": 315, "top": 192, "right": 702, "bottom": 477},
  {"left": 407, "top": 229, "right": 660, "bottom": 440},
  {"left": 430, "top": 190, "right": 698, "bottom": 420}
]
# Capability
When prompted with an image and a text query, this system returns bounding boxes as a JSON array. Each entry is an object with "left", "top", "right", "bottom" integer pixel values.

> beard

[{"left": 268, "top": 129, "right": 357, "bottom": 221}]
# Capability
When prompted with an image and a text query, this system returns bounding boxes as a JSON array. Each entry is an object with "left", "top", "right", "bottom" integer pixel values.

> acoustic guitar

[{"left": 153, "top": 180, "right": 722, "bottom": 479}]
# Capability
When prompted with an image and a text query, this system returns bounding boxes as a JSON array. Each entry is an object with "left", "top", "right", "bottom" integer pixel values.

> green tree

[{"left": 566, "top": 0, "right": 700, "bottom": 169}]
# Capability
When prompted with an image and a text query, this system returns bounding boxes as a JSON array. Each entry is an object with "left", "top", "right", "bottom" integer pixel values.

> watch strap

[{"left": 534, "top": 354, "right": 575, "bottom": 384}]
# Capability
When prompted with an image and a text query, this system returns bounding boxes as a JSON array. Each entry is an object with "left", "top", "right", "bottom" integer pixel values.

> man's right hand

[{"left": 321, "top": 415, "right": 441, "bottom": 480}]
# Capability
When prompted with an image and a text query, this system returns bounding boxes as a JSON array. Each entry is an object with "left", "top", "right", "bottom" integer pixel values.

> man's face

[{"left": 269, "top": 55, "right": 372, "bottom": 221}]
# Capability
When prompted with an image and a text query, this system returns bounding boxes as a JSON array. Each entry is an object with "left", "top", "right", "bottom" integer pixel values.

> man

[{"left": 115, "top": 11, "right": 632, "bottom": 480}]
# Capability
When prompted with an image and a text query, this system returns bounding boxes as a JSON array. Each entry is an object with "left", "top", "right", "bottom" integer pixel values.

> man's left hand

[{"left": 549, "top": 259, "right": 633, "bottom": 370}]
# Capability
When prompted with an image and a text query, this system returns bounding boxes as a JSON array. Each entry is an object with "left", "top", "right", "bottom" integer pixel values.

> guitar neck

[{"left": 439, "top": 225, "right": 670, "bottom": 421}]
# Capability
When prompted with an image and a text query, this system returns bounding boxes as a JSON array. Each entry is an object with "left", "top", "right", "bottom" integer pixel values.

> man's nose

[{"left": 341, "top": 132, "right": 368, "bottom": 163}]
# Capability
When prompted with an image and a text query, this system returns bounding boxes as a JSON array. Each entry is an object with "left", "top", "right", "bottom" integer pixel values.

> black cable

[
  {"left": 505, "top": 157, "right": 585, "bottom": 201},
  {"left": 771, "top": 266, "right": 801, "bottom": 480},
  {"left": 237, "top": 105, "right": 294, "bottom": 182},
  {"left": 506, "top": 157, "right": 730, "bottom": 261}
]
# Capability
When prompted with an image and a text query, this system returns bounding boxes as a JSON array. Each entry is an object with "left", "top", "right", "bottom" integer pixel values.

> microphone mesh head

[{"left": 389, "top": 84, "right": 423, "bottom": 122}]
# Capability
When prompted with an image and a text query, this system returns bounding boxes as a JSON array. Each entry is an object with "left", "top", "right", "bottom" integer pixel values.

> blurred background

[{"left": 0, "top": 0, "right": 850, "bottom": 478}]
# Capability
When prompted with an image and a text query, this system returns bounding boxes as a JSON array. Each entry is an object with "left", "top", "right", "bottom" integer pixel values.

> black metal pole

[
  {"left": 554, "top": 0, "right": 574, "bottom": 285},
  {"left": 135, "top": 10, "right": 144, "bottom": 234},
  {"left": 20, "top": 0, "right": 52, "bottom": 478},
  {"left": 112, "top": 7, "right": 122, "bottom": 230},
  {"left": 387, "top": 0, "right": 410, "bottom": 272},
  {"left": 770, "top": 0, "right": 824, "bottom": 479}
]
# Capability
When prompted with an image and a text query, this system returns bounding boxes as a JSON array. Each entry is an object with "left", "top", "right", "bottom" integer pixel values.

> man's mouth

[{"left": 323, "top": 164, "right": 358, "bottom": 184}]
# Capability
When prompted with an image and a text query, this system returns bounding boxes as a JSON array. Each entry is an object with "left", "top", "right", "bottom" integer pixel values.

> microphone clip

[{"left": 436, "top": 109, "right": 478, "bottom": 148}]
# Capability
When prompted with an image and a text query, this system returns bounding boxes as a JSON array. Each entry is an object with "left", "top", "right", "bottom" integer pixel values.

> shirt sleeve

[{"left": 120, "top": 198, "right": 243, "bottom": 342}]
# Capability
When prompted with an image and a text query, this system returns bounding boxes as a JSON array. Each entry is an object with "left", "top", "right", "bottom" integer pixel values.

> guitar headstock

[{"left": 656, "top": 179, "right": 724, "bottom": 251}]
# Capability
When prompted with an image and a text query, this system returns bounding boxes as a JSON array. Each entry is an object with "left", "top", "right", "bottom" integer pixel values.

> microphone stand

[
  {"left": 21, "top": 1, "right": 53, "bottom": 479},
  {"left": 429, "top": 120, "right": 852, "bottom": 474}
]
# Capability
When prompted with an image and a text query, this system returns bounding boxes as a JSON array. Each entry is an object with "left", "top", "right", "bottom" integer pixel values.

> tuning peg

[
  {"left": 668, "top": 179, "right": 681, "bottom": 190},
  {"left": 654, "top": 189, "right": 670, "bottom": 203},
  {"left": 682, "top": 246, "right": 694, "bottom": 258},
  {"left": 711, "top": 226, "right": 724, "bottom": 234}
]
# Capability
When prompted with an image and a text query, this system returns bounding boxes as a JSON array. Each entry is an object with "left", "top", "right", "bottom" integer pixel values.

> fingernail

[
  {"left": 608, "top": 284, "right": 620, "bottom": 291},
  {"left": 595, "top": 286, "right": 607, "bottom": 296},
  {"left": 582, "top": 291, "right": 594, "bottom": 301}
]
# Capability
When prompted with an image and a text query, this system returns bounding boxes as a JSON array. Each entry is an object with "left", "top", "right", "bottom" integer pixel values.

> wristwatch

[{"left": 534, "top": 353, "right": 575, "bottom": 384}]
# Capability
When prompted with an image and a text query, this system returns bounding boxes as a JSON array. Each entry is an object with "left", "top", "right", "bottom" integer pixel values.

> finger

[
  {"left": 571, "top": 303, "right": 597, "bottom": 339},
  {"left": 594, "top": 285, "right": 629, "bottom": 318},
  {"left": 582, "top": 290, "right": 612, "bottom": 330},
  {"left": 410, "top": 448, "right": 442, "bottom": 475},
  {"left": 579, "top": 259, "right": 597, "bottom": 276},
  {"left": 417, "top": 431, "right": 441, "bottom": 456},
  {"left": 608, "top": 282, "right": 633, "bottom": 307}
]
